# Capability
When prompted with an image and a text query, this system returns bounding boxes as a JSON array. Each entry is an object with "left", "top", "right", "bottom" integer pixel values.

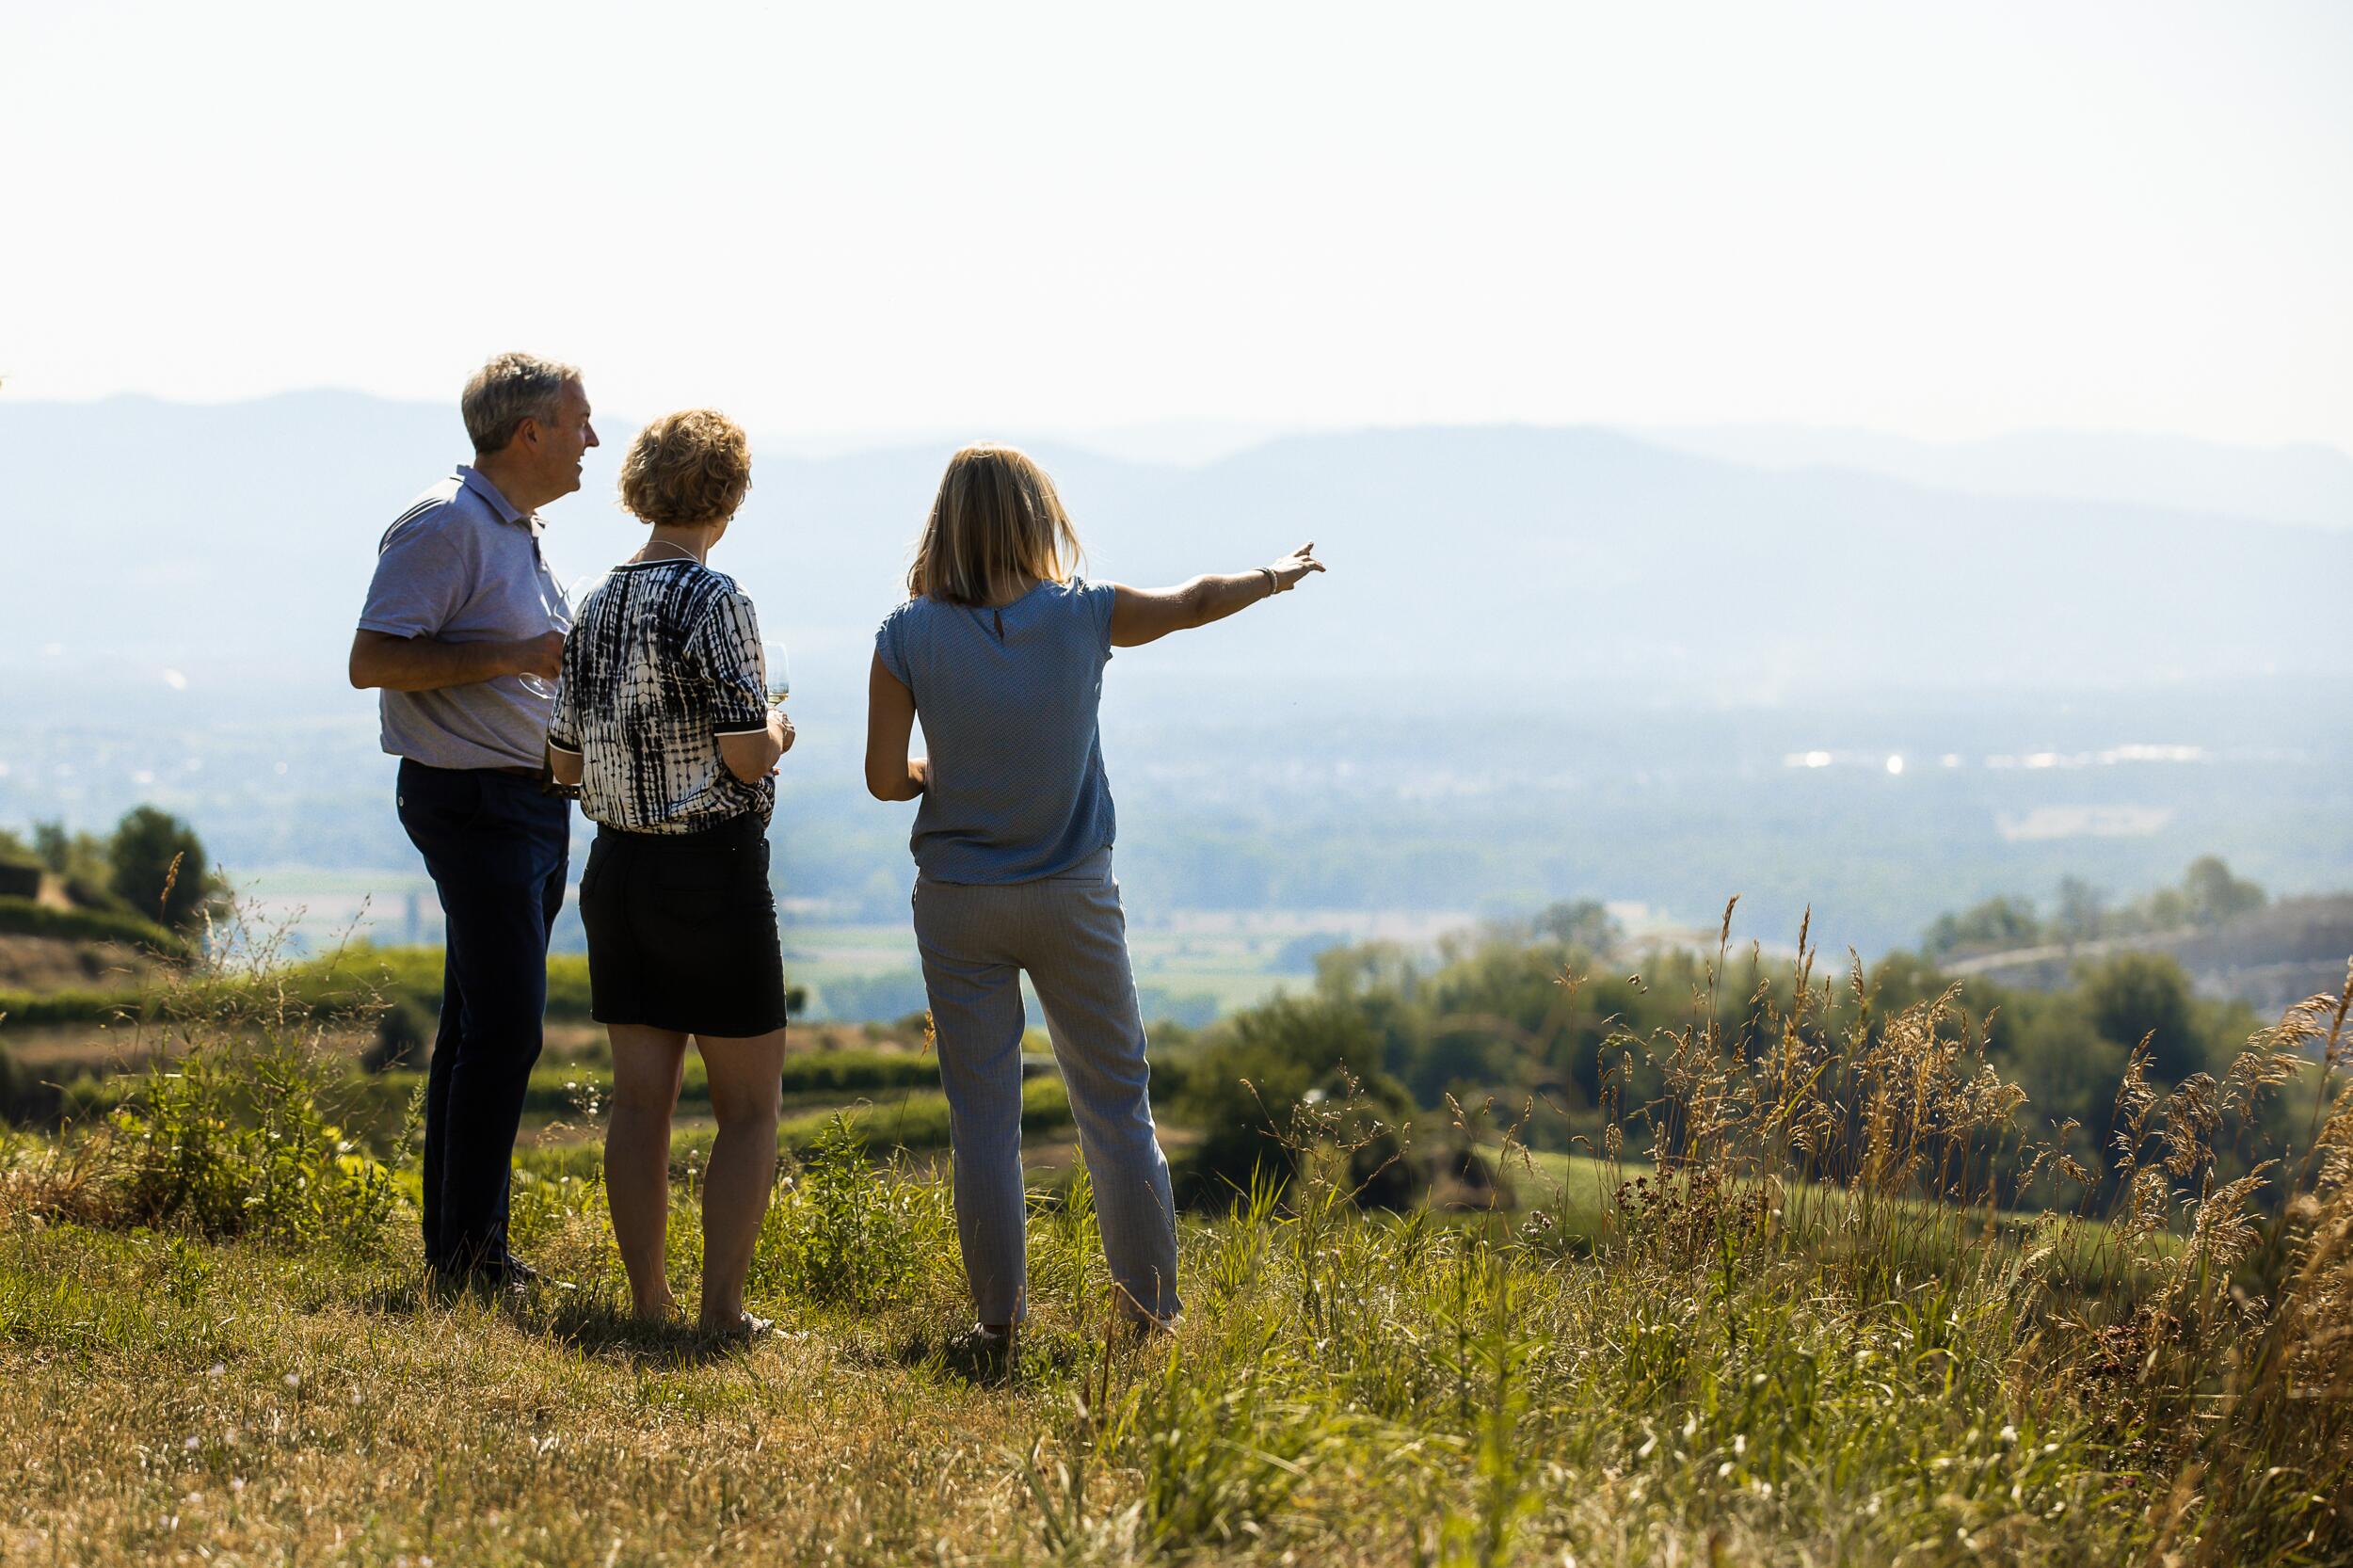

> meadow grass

[
  {"left": 3, "top": 1112, "right": 2338, "bottom": 1566},
  {"left": 0, "top": 909, "right": 2346, "bottom": 1564}
]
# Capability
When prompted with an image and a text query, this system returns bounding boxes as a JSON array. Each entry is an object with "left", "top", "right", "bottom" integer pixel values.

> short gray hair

[{"left": 460, "top": 351, "right": 580, "bottom": 454}]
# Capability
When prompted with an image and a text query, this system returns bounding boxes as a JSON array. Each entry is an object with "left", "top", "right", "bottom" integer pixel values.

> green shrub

[
  {"left": 755, "top": 1116, "right": 953, "bottom": 1311},
  {"left": 1177, "top": 996, "right": 1421, "bottom": 1208},
  {"left": 103, "top": 1037, "right": 397, "bottom": 1256},
  {"left": 362, "top": 994, "right": 435, "bottom": 1073}
]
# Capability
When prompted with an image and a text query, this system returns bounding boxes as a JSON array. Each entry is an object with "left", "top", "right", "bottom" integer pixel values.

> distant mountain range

[
  {"left": 4, "top": 392, "right": 2350, "bottom": 722},
  {"left": 1645, "top": 424, "right": 2353, "bottom": 534},
  {"left": 7, "top": 392, "right": 2351, "bottom": 953}
]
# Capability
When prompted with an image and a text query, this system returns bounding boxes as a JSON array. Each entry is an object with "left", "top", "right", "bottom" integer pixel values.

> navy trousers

[{"left": 395, "top": 760, "right": 570, "bottom": 1272}]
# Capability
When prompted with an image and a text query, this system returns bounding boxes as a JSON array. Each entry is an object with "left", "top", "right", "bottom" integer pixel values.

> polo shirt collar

[{"left": 456, "top": 465, "right": 541, "bottom": 535}]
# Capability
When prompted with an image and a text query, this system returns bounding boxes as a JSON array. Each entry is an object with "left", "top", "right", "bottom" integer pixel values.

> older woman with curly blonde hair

[{"left": 548, "top": 408, "right": 794, "bottom": 1337}]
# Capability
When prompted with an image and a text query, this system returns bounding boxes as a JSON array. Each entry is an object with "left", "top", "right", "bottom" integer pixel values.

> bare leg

[
  {"left": 605, "top": 1023, "right": 689, "bottom": 1321},
  {"left": 696, "top": 1026, "right": 788, "bottom": 1330}
]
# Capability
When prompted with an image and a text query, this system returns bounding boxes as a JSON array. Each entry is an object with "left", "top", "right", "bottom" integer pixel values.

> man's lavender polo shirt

[{"left": 357, "top": 466, "right": 572, "bottom": 772}]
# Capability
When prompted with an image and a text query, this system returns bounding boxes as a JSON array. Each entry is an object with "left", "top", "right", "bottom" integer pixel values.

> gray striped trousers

[{"left": 910, "top": 849, "right": 1181, "bottom": 1325}]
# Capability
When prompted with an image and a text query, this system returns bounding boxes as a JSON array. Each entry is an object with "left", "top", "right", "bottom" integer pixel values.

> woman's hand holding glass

[
  {"left": 760, "top": 641, "right": 792, "bottom": 707},
  {"left": 759, "top": 641, "right": 794, "bottom": 774}
]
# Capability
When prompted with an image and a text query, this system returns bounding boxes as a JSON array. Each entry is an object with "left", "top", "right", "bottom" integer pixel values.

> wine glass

[{"left": 760, "top": 640, "right": 791, "bottom": 707}]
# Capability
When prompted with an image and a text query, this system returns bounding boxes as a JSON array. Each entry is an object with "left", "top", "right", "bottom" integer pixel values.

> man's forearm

[{"left": 349, "top": 632, "right": 527, "bottom": 693}]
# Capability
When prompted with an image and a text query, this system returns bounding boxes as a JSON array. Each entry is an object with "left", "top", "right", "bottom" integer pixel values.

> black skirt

[{"left": 578, "top": 812, "right": 790, "bottom": 1037}]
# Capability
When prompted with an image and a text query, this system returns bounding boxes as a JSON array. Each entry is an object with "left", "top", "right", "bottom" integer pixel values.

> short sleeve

[
  {"left": 357, "top": 510, "right": 473, "bottom": 638},
  {"left": 1079, "top": 577, "right": 1117, "bottom": 657},
  {"left": 546, "top": 631, "right": 584, "bottom": 754},
  {"left": 692, "top": 588, "right": 770, "bottom": 735},
  {"left": 874, "top": 605, "right": 912, "bottom": 687}
]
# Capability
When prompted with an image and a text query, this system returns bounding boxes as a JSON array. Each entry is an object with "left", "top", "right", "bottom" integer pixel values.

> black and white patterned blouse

[{"left": 548, "top": 559, "right": 774, "bottom": 833}]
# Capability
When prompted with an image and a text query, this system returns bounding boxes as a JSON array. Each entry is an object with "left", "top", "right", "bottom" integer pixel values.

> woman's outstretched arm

[
  {"left": 864, "top": 651, "right": 929, "bottom": 801},
  {"left": 1110, "top": 542, "right": 1324, "bottom": 648}
]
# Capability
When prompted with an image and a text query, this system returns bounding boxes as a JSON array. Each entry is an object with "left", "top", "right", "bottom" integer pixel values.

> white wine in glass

[{"left": 760, "top": 640, "right": 791, "bottom": 706}]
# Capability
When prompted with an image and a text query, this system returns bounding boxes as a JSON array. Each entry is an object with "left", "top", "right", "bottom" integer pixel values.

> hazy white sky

[{"left": 3, "top": 1, "right": 2347, "bottom": 448}]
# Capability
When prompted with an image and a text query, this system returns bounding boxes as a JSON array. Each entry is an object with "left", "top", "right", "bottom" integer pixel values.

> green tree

[
  {"left": 1530, "top": 898, "right": 1621, "bottom": 954},
  {"left": 33, "top": 820, "right": 129, "bottom": 912},
  {"left": 2079, "top": 952, "right": 2201, "bottom": 1083},
  {"left": 2054, "top": 877, "right": 2107, "bottom": 944},
  {"left": 2181, "top": 856, "right": 2265, "bottom": 928},
  {"left": 2137, "top": 887, "right": 2191, "bottom": 933},
  {"left": 30, "top": 822, "right": 70, "bottom": 872},
  {"left": 107, "top": 807, "right": 223, "bottom": 931},
  {"left": 0, "top": 829, "right": 40, "bottom": 900},
  {"left": 1924, "top": 895, "right": 2042, "bottom": 959}
]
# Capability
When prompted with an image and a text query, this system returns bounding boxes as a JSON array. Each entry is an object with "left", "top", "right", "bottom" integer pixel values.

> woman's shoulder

[
  {"left": 878, "top": 594, "right": 944, "bottom": 631},
  {"left": 1058, "top": 576, "right": 1118, "bottom": 638},
  {"left": 653, "top": 563, "right": 753, "bottom": 622},
  {"left": 675, "top": 561, "right": 746, "bottom": 599}
]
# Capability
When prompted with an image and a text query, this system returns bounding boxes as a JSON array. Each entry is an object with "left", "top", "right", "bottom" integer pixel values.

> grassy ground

[
  {"left": 0, "top": 1158, "right": 2167, "bottom": 1566},
  {"left": 3, "top": 1103, "right": 2345, "bottom": 1566},
  {"left": 1, "top": 941, "right": 2345, "bottom": 1563}
]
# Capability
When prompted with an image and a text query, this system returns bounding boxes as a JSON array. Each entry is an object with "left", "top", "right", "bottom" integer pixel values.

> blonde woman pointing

[{"left": 865, "top": 442, "right": 1323, "bottom": 1362}]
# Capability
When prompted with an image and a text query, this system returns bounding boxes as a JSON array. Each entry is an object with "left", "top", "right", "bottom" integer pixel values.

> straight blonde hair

[{"left": 908, "top": 444, "right": 1083, "bottom": 606}]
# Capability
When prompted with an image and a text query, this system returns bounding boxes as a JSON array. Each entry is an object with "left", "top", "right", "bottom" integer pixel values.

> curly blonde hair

[{"left": 617, "top": 409, "right": 752, "bottom": 528}]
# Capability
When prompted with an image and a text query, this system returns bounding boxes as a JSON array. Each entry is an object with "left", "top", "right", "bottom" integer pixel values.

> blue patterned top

[{"left": 875, "top": 577, "right": 1117, "bottom": 884}]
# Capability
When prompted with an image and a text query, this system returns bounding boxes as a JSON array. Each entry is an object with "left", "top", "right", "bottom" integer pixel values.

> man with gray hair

[{"left": 349, "top": 352, "right": 598, "bottom": 1291}]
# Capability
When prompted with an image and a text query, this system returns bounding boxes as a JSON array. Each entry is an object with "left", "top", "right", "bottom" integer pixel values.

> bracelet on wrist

[{"left": 1259, "top": 566, "right": 1279, "bottom": 598}]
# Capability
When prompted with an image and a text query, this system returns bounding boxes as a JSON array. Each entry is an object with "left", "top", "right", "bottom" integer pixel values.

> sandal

[{"left": 702, "top": 1310, "right": 774, "bottom": 1343}]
